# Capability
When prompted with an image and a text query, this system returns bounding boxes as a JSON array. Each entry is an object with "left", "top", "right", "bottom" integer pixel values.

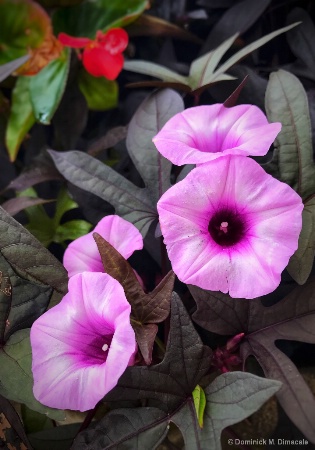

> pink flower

[
  {"left": 30, "top": 272, "right": 137, "bottom": 411},
  {"left": 157, "top": 156, "right": 303, "bottom": 299},
  {"left": 152, "top": 104, "right": 281, "bottom": 166},
  {"left": 58, "top": 28, "right": 128, "bottom": 80},
  {"left": 63, "top": 215, "right": 143, "bottom": 278}
]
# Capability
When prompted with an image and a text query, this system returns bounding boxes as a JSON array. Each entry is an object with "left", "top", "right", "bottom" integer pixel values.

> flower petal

[
  {"left": 157, "top": 155, "right": 303, "bottom": 298},
  {"left": 63, "top": 215, "right": 143, "bottom": 278},
  {"left": 31, "top": 272, "right": 137, "bottom": 411},
  {"left": 153, "top": 104, "right": 281, "bottom": 165},
  {"left": 82, "top": 47, "right": 124, "bottom": 79},
  {"left": 58, "top": 32, "right": 91, "bottom": 48},
  {"left": 97, "top": 28, "right": 129, "bottom": 55}
]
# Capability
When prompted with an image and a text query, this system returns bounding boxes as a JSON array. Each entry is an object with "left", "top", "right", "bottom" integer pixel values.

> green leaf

[
  {"left": 54, "top": 220, "right": 92, "bottom": 243},
  {"left": 0, "top": 204, "right": 68, "bottom": 294},
  {"left": 0, "top": 55, "right": 29, "bottom": 83},
  {"left": 21, "top": 405, "right": 54, "bottom": 434},
  {"left": 214, "top": 22, "right": 300, "bottom": 82},
  {"left": 49, "top": 150, "right": 157, "bottom": 236},
  {"left": 125, "top": 23, "right": 300, "bottom": 94},
  {"left": 0, "top": 329, "right": 65, "bottom": 420},
  {"left": 20, "top": 187, "right": 91, "bottom": 247},
  {"left": 287, "top": 197, "right": 315, "bottom": 284},
  {"left": 52, "top": 0, "right": 148, "bottom": 38},
  {"left": 126, "top": 89, "right": 184, "bottom": 204},
  {"left": 29, "top": 48, "right": 70, "bottom": 124},
  {"left": 124, "top": 60, "right": 189, "bottom": 85},
  {"left": 189, "top": 33, "right": 238, "bottom": 90},
  {"left": 5, "top": 76, "right": 36, "bottom": 162},
  {"left": 172, "top": 372, "right": 281, "bottom": 450},
  {"left": 265, "top": 69, "right": 315, "bottom": 199},
  {"left": 0, "top": 0, "right": 50, "bottom": 64},
  {"left": 192, "top": 385, "right": 206, "bottom": 429},
  {"left": 78, "top": 69, "right": 118, "bottom": 111}
]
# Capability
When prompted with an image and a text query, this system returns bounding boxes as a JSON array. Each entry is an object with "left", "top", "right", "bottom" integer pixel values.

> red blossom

[{"left": 58, "top": 28, "right": 128, "bottom": 80}]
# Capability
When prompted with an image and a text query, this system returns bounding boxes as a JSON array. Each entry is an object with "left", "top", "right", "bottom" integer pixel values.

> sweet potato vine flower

[
  {"left": 63, "top": 215, "right": 143, "bottom": 278},
  {"left": 58, "top": 28, "right": 128, "bottom": 80},
  {"left": 157, "top": 155, "right": 303, "bottom": 299},
  {"left": 153, "top": 104, "right": 281, "bottom": 166},
  {"left": 31, "top": 272, "right": 137, "bottom": 411}
]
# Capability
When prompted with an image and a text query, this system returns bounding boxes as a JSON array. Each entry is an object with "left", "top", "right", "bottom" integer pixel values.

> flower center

[
  {"left": 102, "top": 343, "right": 109, "bottom": 352},
  {"left": 208, "top": 209, "right": 245, "bottom": 247}
]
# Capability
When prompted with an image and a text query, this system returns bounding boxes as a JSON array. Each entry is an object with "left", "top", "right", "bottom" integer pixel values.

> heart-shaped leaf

[
  {"left": 105, "top": 293, "right": 212, "bottom": 411},
  {"left": 265, "top": 69, "right": 315, "bottom": 200},
  {"left": 190, "top": 283, "right": 315, "bottom": 443},
  {"left": 93, "top": 232, "right": 175, "bottom": 364},
  {"left": 74, "top": 372, "right": 280, "bottom": 450}
]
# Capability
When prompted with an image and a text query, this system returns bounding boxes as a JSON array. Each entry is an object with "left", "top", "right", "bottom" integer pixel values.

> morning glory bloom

[
  {"left": 157, "top": 155, "right": 303, "bottom": 299},
  {"left": 63, "top": 215, "right": 143, "bottom": 278},
  {"left": 152, "top": 104, "right": 281, "bottom": 166},
  {"left": 31, "top": 272, "right": 137, "bottom": 411}
]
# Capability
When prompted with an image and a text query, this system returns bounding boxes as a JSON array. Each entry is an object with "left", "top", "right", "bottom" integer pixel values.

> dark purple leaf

[
  {"left": 200, "top": 0, "right": 271, "bottom": 54},
  {"left": 5, "top": 151, "right": 63, "bottom": 192},
  {"left": 126, "top": 89, "right": 184, "bottom": 204},
  {"left": 105, "top": 293, "right": 212, "bottom": 411},
  {"left": 75, "top": 372, "right": 280, "bottom": 449},
  {"left": 93, "top": 232, "right": 175, "bottom": 364},
  {"left": 0, "top": 206, "right": 68, "bottom": 295},
  {"left": 287, "top": 8, "right": 315, "bottom": 74},
  {"left": 223, "top": 75, "right": 249, "bottom": 107},
  {"left": 190, "top": 283, "right": 315, "bottom": 443},
  {"left": 87, "top": 126, "right": 128, "bottom": 157},
  {"left": 48, "top": 149, "right": 157, "bottom": 236},
  {"left": 0, "top": 393, "right": 33, "bottom": 449},
  {"left": 72, "top": 407, "right": 168, "bottom": 450},
  {"left": 1, "top": 197, "right": 54, "bottom": 217},
  {"left": 126, "top": 14, "right": 202, "bottom": 44}
]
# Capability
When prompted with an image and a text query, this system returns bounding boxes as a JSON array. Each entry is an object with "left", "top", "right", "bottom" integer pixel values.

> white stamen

[
  {"left": 102, "top": 343, "right": 109, "bottom": 352},
  {"left": 220, "top": 221, "right": 229, "bottom": 234}
]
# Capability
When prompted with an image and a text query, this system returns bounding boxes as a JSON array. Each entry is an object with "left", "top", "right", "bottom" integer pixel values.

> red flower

[{"left": 58, "top": 28, "right": 128, "bottom": 80}]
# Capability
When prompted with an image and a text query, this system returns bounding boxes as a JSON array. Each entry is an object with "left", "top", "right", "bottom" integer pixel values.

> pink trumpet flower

[
  {"left": 63, "top": 215, "right": 143, "bottom": 278},
  {"left": 157, "top": 155, "right": 303, "bottom": 299},
  {"left": 31, "top": 272, "right": 137, "bottom": 411},
  {"left": 152, "top": 104, "right": 281, "bottom": 166}
]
